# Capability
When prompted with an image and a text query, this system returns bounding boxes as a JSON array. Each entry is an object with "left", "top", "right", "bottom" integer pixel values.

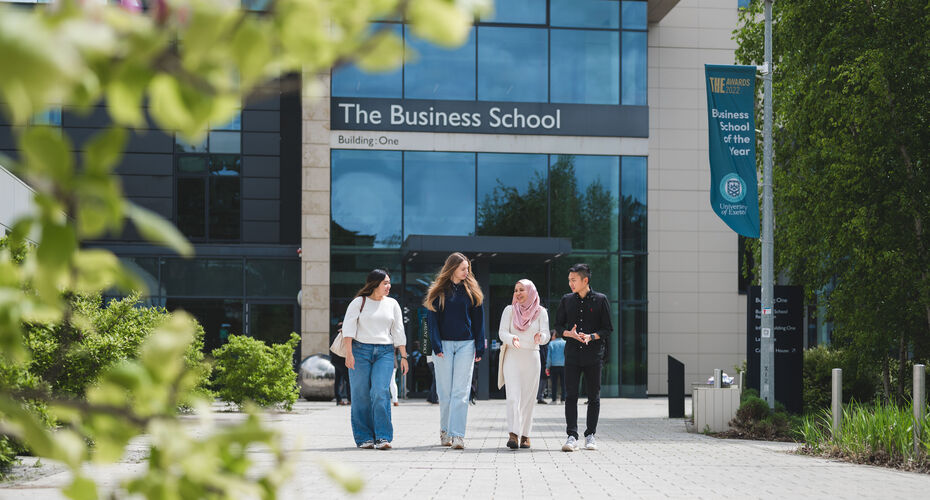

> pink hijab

[{"left": 512, "top": 279, "right": 542, "bottom": 331}]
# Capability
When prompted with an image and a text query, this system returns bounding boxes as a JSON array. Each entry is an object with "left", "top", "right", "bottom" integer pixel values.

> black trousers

[
  {"left": 549, "top": 366, "right": 566, "bottom": 401},
  {"left": 565, "top": 361, "right": 602, "bottom": 438},
  {"left": 333, "top": 355, "right": 351, "bottom": 402}
]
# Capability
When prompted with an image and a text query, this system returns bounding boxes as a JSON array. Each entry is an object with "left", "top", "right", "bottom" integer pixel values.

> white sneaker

[
  {"left": 562, "top": 436, "right": 579, "bottom": 452},
  {"left": 374, "top": 439, "right": 392, "bottom": 450},
  {"left": 451, "top": 436, "right": 465, "bottom": 449},
  {"left": 358, "top": 440, "right": 375, "bottom": 449},
  {"left": 440, "top": 431, "right": 452, "bottom": 447},
  {"left": 585, "top": 434, "right": 597, "bottom": 450}
]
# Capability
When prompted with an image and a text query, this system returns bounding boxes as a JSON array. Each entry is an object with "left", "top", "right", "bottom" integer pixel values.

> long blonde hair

[{"left": 423, "top": 252, "right": 483, "bottom": 312}]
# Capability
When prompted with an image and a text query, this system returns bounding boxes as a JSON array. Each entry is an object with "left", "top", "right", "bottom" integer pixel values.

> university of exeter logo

[{"left": 720, "top": 173, "right": 747, "bottom": 203}]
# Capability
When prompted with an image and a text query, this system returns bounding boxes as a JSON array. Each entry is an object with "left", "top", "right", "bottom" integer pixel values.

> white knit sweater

[{"left": 342, "top": 296, "right": 406, "bottom": 346}]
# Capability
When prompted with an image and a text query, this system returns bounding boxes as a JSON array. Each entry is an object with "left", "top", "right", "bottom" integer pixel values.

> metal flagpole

[{"left": 760, "top": 0, "right": 775, "bottom": 408}]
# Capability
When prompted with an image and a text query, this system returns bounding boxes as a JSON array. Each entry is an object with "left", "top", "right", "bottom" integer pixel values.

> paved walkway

[{"left": 3, "top": 398, "right": 930, "bottom": 499}]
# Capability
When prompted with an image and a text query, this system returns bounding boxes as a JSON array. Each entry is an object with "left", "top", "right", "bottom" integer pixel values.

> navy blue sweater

[{"left": 426, "top": 282, "right": 485, "bottom": 358}]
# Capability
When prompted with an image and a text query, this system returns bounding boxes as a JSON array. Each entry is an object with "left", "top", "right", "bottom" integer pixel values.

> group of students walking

[{"left": 338, "top": 252, "right": 612, "bottom": 452}]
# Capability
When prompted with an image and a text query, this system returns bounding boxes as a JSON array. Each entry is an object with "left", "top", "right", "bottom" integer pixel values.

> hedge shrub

[
  {"left": 802, "top": 346, "right": 879, "bottom": 412},
  {"left": 211, "top": 333, "right": 300, "bottom": 410}
]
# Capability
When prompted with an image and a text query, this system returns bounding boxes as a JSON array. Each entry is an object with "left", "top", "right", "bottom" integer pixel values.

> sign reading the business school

[
  {"left": 704, "top": 65, "right": 760, "bottom": 238},
  {"left": 331, "top": 97, "right": 648, "bottom": 138}
]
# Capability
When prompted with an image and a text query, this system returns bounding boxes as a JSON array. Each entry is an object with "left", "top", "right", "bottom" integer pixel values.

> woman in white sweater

[
  {"left": 497, "top": 279, "right": 550, "bottom": 449},
  {"left": 342, "top": 269, "right": 408, "bottom": 450}
]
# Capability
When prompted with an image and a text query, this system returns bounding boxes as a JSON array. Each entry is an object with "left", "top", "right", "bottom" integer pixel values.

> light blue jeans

[
  {"left": 347, "top": 341, "right": 395, "bottom": 445},
  {"left": 434, "top": 340, "right": 475, "bottom": 438}
]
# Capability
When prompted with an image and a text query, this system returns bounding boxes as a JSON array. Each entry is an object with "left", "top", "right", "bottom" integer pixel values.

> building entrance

[{"left": 400, "top": 235, "right": 571, "bottom": 400}]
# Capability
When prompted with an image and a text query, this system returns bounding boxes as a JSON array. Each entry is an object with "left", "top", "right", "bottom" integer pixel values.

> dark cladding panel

[
  {"left": 243, "top": 110, "right": 281, "bottom": 132},
  {"left": 126, "top": 130, "right": 174, "bottom": 153},
  {"left": 243, "top": 221, "right": 280, "bottom": 242},
  {"left": 242, "top": 156, "right": 280, "bottom": 178},
  {"left": 243, "top": 178, "right": 280, "bottom": 199},
  {"left": 0, "top": 126, "right": 15, "bottom": 150},
  {"left": 117, "top": 154, "right": 173, "bottom": 176},
  {"left": 132, "top": 196, "right": 173, "bottom": 220},
  {"left": 243, "top": 200, "right": 280, "bottom": 221},
  {"left": 242, "top": 132, "right": 280, "bottom": 156},
  {"left": 61, "top": 107, "right": 111, "bottom": 128},
  {"left": 122, "top": 175, "right": 172, "bottom": 198}
]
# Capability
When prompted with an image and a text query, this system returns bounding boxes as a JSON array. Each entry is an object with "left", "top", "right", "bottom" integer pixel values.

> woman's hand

[
  {"left": 400, "top": 358, "right": 409, "bottom": 375},
  {"left": 436, "top": 352, "right": 444, "bottom": 358},
  {"left": 512, "top": 337, "right": 521, "bottom": 349},
  {"left": 534, "top": 333, "right": 542, "bottom": 344},
  {"left": 345, "top": 352, "right": 355, "bottom": 370}
]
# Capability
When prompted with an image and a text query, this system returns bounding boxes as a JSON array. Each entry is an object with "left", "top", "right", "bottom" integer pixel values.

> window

[
  {"left": 549, "top": 155, "right": 620, "bottom": 251},
  {"left": 483, "top": 0, "right": 547, "bottom": 24},
  {"left": 332, "top": 24, "right": 403, "bottom": 98},
  {"left": 550, "top": 29, "right": 620, "bottom": 104},
  {"left": 176, "top": 155, "right": 241, "bottom": 240},
  {"left": 550, "top": 0, "right": 619, "bottom": 29},
  {"left": 621, "top": 156, "right": 647, "bottom": 251},
  {"left": 403, "top": 151, "right": 475, "bottom": 238},
  {"left": 405, "top": 28, "right": 476, "bottom": 100},
  {"left": 176, "top": 111, "right": 241, "bottom": 153},
  {"left": 477, "top": 27, "right": 548, "bottom": 102},
  {"left": 331, "top": 150, "right": 403, "bottom": 248},
  {"left": 477, "top": 153, "right": 548, "bottom": 236},
  {"left": 621, "top": 31, "right": 647, "bottom": 105},
  {"left": 622, "top": 1, "right": 648, "bottom": 30}
]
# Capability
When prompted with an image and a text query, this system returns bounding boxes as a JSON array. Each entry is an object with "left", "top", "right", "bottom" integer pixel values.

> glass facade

[
  {"left": 331, "top": 1, "right": 648, "bottom": 107},
  {"left": 117, "top": 256, "right": 299, "bottom": 353},
  {"left": 328, "top": 1, "right": 649, "bottom": 397},
  {"left": 330, "top": 150, "right": 648, "bottom": 396}
]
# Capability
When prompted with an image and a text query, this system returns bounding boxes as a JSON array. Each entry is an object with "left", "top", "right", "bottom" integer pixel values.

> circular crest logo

[{"left": 719, "top": 173, "right": 746, "bottom": 203}]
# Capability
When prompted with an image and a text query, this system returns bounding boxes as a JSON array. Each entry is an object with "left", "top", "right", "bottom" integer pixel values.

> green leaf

[
  {"left": 320, "top": 459, "right": 364, "bottom": 493},
  {"left": 62, "top": 475, "right": 98, "bottom": 500},
  {"left": 126, "top": 203, "right": 194, "bottom": 257},
  {"left": 106, "top": 70, "right": 149, "bottom": 127},
  {"left": 148, "top": 74, "right": 197, "bottom": 139},
  {"left": 231, "top": 19, "right": 273, "bottom": 88},
  {"left": 406, "top": 0, "right": 474, "bottom": 48},
  {"left": 20, "top": 126, "right": 74, "bottom": 185},
  {"left": 83, "top": 128, "right": 127, "bottom": 175},
  {"left": 35, "top": 223, "right": 77, "bottom": 298},
  {"left": 73, "top": 248, "right": 145, "bottom": 293}
]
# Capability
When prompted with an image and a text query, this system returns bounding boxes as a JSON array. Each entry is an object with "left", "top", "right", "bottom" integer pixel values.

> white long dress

[{"left": 498, "top": 306, "right": 550, "bottom": 437}]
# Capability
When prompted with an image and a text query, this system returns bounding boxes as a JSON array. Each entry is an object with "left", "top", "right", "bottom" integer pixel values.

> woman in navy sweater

[{"left": 424, "top": 252, "right": 484, "bottom": 450}]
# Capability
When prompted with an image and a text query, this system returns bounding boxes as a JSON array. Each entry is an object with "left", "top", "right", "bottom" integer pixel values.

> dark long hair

[{"left": 354, "top": 269, "right": 389, "bottom": 299}]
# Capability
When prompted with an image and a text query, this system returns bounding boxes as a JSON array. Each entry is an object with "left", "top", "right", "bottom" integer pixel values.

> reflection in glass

[
  {"left": 548, "top": 254, "right": 616, "bottom": 304},
  {"left": 622, "top": 255, "right": 646, "bottom": 301},
  {"left": 177, "top": 178, "right": 205, "bottom": 238},
  {"left": 621, "top": 156, "right": 647, "bottom": 251},
  {"left": 162, "top": 259, "right": 244, "bottom": 297},
  {"left": 602, "top": 304, "right": 620, "bottom": 397},
  {"left": 176, "top": 136, "right": 207, "bottom": 153},
  {"left": 477, "top": 27, "right": 548, "bottom": 102},
  {"left": 405, "top": 28, "right": 476, "bottom": 100},
  {"left": 212, "top": 111, "right": 242, "bottom": 131},
  {"left": 209, "top": 131, "right": 241, "bottom": 153},
  {"left": 331, "top": 150, "right": 402, "bottom": 247},
  {"left": 551, "top": 30, "right": 619, "bottom": 105},
  {"left": 246, "top": 259, "right": 300, "bottom": 297},
  {"left": 477, "top": 153, "right": 548, "bottom": 237},
  {"left": 550, "top": 155, "right": 619, "bottom": 251},
  {"left": 166, "top": 298, "right": 243, "bottom": 353},
  {"left": 622, "top": 31, "right": 648, "bottom": 105},
  {"left": 550, "top": 0, "right": 619, "bottom": 29},
  {"left": 178, "top": 156, "right": 207, "bottom": 174},
  {"left": 622, "top": 1, "right": 648, "bottom": 30},
  {"left": 332, "top": 25, "right": 403, "bottom": 98},
  {"left": 249, "top": 303, "right": 297, "bottom": 345},
  {"left": 484, "top": 0, "right": 546, "bottom": 24},
  {"left": 209, "top": 177, "right": 240, "bottom": 240},
  {"left": 403, "top": 152, "right": 475, "bottom": 238},
  {"left": 620, "top": 303, "right": 647, "bottom": 397}
]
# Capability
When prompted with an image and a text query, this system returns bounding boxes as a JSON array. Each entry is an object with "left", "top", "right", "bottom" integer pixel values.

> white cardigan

[
  {"left": 342, "top": 296, "right": 406, "bottom": 347},
  {"left": 497, "top": 305, "right": 550, "bottom": 388}
]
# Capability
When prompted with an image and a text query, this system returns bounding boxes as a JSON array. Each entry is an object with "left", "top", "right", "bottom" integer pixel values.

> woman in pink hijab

[{"left": 497, "top": 279, "right": 550, "bottom": 449}]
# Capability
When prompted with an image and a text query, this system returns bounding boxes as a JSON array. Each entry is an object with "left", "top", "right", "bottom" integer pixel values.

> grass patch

[{"left": 798, "top": 401, "right": 930, "bottom": 472}]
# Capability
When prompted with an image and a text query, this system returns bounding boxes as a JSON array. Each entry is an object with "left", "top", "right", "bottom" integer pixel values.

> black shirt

[{"left": 554, "top": 288, "right": 613, "bottom": 366}]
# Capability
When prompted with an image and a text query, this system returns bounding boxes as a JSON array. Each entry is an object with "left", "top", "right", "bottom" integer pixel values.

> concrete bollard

[
  {"left": 714, "top": 368, "right": 722, "bottom": 389},
  {"left": 915, "top": 364, "right": 926, "bottom": 455},
  {"left": 832, "top": 368, "right": 842, "bottom": 440}
]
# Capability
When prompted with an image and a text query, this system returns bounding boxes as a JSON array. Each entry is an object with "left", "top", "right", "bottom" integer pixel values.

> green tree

[
  {"left": 0, "top": 0, "right": 488, "bottom": 497},
  {"left": 734, "top": 0, "right": 930, "bottom": 402}
]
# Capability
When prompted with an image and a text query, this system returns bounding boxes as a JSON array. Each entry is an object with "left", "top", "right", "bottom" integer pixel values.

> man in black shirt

[{"left": 555, "top": 263, "right": 613, "bottom": 451}]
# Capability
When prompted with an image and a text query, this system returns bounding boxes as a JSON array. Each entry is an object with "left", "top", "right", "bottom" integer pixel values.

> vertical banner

[{"left": 705, "top": 65, "right": 760, "bottom": 238}]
